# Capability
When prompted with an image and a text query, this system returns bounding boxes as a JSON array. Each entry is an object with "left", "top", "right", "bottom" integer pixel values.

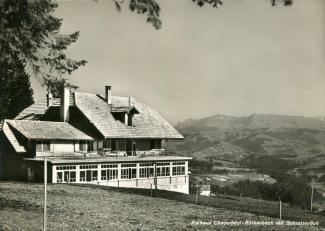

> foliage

[
  {"left": 0, "top": 0, "right": 86, "bottom": 95},
  {"left": 0, "top": 56, "right": 34, "bottom": 119},
  {"left": 240, "top": 154, "right": 302, "bottom": 181},
  {"left": 114, "top": 0, "right": 293, "bottom": 29},
  {"left": 209, "top": 177, "right": 322, "bottom": 210}
]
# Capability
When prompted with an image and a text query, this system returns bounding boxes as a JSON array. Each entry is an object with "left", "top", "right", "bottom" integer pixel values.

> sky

[{"left": 32, "top": 0, "right": 325, "bottom": 124}]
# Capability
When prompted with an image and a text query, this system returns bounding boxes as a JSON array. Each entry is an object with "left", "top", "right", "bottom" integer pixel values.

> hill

[
  {"left": 168, "top": 114, "right": 325, "bottom": 182},
  {"left": 0, "top": 182, "right": 322, "bottom": 230},
  {"left": 176, "top": 114, "right": 325, "bottom": 131}
]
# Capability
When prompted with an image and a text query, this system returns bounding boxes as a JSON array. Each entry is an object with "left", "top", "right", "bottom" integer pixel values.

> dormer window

[{"left": 111, "top": 106, "right": 139, "bottom": 126}]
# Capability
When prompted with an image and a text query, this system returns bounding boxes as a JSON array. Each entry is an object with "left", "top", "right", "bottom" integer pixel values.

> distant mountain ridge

[
  {"left": 169, "top": 114, "right": 325, "bottom": 190},
  {"left": 176, "top": 114, "right": 325, "bottom": 131},
  {"left": 168, "top": 113, "right": 325, "bottom": 172}
]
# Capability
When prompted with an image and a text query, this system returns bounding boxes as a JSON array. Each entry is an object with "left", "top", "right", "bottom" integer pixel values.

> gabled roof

[
  {"left": 75, "top": 92, "right": 183, "bottom": 139},
  {"left": 15, "top": 95, "right": 74, "bottom": 120},
  {"left": 6, "top": 120, "right": 93, "bottom": 140},
  {"left": 14, "top": 99, "right": 48, "bottom": 120},
  {"left": 14, "top": 91, "right": 184, "bottom": 139},
  {"left": 2, "top": 121, "right": 26, "bottom": 153}
]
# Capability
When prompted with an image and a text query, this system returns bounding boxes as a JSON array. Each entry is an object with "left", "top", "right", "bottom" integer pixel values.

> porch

[{"left": 24, "top": 155, "right": 191, "bottom": 194}]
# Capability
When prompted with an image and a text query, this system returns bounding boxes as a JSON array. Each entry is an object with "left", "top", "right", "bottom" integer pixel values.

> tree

[
  {"left": 114, "top": 0, "right": 293, "bottom": 29},
  {"left": 0, "top": 0, "right": 86, "bottom": 96},
  {"left": 0, "top": 57, "right": 34, "bottom": 119}
]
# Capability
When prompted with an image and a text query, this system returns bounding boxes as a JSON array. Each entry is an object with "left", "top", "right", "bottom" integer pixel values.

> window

[
  {"left": 103, "top": 139, "right": 111, "bottom": 149},
  {"left": 36, "top": 140, "right": 52, "bottom": 152},
  {"left": 69, "top": 171, "right": 76, "bottom": 182},
  {"left": 121, "top": 163, "right": 137, "bottom": 179},
  {"left": 150, "top": 139, "right": 155, "bottom": 150},
  {"left": 79, "top": 141, "right": 87, "bottom": 151},
  {"left": 139, "top": 163, "right": 154, "bottom": 178},
  {"left": 87, "top": 141, "right": 93, "bottom": 152},
  {"left": 57, "top": 172, "right": 63, "bottom": 183},
  {"left": 80, "top": 171, "right": 86, "bottom": 182},
  {"left": 92, "top": 170, "right": 98, "bottom": 181},
  {"left": 111, "top": 139, "right": 116, "bottom": 151},
  {"left": 116, "top": 140, "right": 126, "bottom": 151},
  {"left": 56, "top": 165, "right": 76, "bottom": 170},
  {"left": 80, "top": 165, "right": 98, "bottom": 182},
  {"left": 80, "top": 165, "right": 98, "bottom": 169},
  {"left": 157, "top": 162, "right": 170, "bottom": 177},
  {"left": 155, "top": 140, "right": 161, "bottom": 149},
  {"left": 43, "top": 141, "right": 51, "bottom": 151},
  {"left": 101, "top": 164, "right": 118, "bottom": 180},
  {"left": 172, "top": 162, "right": 186, "bottom": 176},
  {"left": 55, "top": 165, "right": 76, "bottom": 183},
  {"left": 36, "top": 143, "right": 42, "bottom": 152}
]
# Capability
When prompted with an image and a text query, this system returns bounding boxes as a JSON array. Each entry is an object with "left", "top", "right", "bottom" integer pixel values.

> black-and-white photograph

[{"left": 0, "top": 0, "right": 324, "bottom": 230}]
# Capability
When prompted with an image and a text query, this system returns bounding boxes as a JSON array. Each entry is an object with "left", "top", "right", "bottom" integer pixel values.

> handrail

[{"left": 37, "top": 150, "right": 188, "bottom": 160}]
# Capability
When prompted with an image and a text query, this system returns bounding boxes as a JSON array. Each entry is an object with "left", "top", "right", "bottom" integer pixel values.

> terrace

[{"left": 27, "top": 150, "right": 189, "bottom": 163}]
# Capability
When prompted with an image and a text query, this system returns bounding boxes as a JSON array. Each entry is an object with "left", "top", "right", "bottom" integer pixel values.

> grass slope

[{"left": 0, "top": 182, "right": 323, "bottom": 231}]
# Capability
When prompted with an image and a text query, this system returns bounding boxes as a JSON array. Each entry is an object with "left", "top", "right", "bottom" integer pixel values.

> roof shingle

[
  {"left": 14, "top": 91, "right": 184, "bottom": 139},
  {"left": 6, "top": 120, "right": 93, "bottom": 140},
  {"left": 75, "top": 92, "right": 183, "bottom": 139}
]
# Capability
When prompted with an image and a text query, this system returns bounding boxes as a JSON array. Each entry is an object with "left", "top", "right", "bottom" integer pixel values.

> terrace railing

[{"left": 37, "top": 149, "right": 188, "bottom": 160}]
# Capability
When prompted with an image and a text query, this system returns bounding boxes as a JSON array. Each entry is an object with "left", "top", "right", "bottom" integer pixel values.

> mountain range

[{"left": 167, "top": 114, "right": 325, "bottom": 180}]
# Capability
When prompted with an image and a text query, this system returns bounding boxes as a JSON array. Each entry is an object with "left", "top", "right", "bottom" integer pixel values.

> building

[
  {"left": 199, "top": 185, "right": 211, "bottom": 197},
  {"left": 0, "top": 85, "right": 191, "bottom": 194}
]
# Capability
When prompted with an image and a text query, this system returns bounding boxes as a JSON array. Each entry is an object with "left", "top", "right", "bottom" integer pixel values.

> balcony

[{"left": 35, "top": 149, "right": 188, "bottom": 161}]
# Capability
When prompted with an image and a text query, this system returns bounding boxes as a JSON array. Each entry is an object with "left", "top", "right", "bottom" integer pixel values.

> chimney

[
  {"left": 60, "top": 86, "right": 70, "bottom": 122},
  {"left": 105, "top": 85, "right": 112, "bottom": 106},
  {"left": 128, "top": 96, "right": 131, "bottom": 106},
  {"left": 46, "top": 92, "right": 53, "bottom": 107}
]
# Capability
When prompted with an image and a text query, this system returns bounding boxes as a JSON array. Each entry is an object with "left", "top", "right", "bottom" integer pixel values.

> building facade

[{"left": 0, "top": 85, "right": 191, "bottom": 194}]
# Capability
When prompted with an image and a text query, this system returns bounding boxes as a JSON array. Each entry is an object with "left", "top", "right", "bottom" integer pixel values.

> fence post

[
  {"left": 279, "top": 200, "right": 282, "bottom": 220},
  {"left": 43, "top": 157, "right": 47, "bottom": 231},
  {"left": 196, "top": 189, "right": 198, "bottom": 204},
  {"left": 150, "top": 183, "right": 153, "bottom": 197},
  {"left": 311, "top": 178, "right": 314, "bottom": 212}
]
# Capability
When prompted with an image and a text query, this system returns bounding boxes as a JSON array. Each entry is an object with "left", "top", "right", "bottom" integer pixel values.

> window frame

[
  {"left": 139, "top": 162, "right": 155, "bottom": 178},
  {"left": 172, "top": 162, "right": 186, "bottom": 176},
  {"left": 36, "top": 140, "right": 52, "bottom": 152},
  {"left": 101, "top": 164, "right": 118, "bottom": 180},
  {"left": 121, "top": 163, "right": 137, "bottom": 179}
]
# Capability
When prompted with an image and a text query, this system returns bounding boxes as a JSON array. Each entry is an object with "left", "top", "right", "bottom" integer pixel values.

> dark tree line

[{"left": 208, "top": 176, "right": 322, "bottom": 210}]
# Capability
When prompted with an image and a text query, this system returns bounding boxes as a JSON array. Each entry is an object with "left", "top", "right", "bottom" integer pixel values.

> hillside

[
  {"left": 168, "top": 114, "right": 325, "bottom": 181},
  {"left": 0, "top": 182, "right": 322, "bottom": 231}
]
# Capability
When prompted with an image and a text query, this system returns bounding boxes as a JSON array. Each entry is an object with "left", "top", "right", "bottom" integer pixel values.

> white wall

[
  {"left": 53, "top": 142, "right": 75, "bottom": 152},
  {"left": 36, "top": 140, "right": 78, "bottom": 156},
  {"left": 51, "top": 161, "right": 190, "bottom": 194}
]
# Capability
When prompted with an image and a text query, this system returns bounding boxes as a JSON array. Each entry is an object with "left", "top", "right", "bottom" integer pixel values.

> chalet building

[{"left": 0, "top": 85, "right": 191, "bottom": 194}]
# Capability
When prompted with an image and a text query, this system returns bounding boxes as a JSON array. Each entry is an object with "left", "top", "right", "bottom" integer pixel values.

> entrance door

[
  {"left": 27, "top": 167, "right": 34, "bottom": 182},
  {"left": 57, "top": 172, "right": 63, "bottom": 183},
  {"left": 64, "top": 171, "right": 70, "bottom": 183},
  {"left": 86, "top": 170, "right": 92, "bottom": 182},
  {"left": 126, "top": 139, "right": 132, "bottom": 156},
  {"left": 132, "top": 141, "right": 136, "bottom": 156}
]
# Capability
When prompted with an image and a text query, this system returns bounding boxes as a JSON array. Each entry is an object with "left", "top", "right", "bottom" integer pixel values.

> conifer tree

[
  {"left": 0, "top": 0, "right": 86, "bottom": 95},
  {"left": 0, "top": 57, "right": 34, "bottom": 119}
]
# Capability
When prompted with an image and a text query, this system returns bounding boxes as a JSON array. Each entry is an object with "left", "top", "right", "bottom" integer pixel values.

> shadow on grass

[{"left": 0, "top": 197, "right": 41, "bottom": 212}]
